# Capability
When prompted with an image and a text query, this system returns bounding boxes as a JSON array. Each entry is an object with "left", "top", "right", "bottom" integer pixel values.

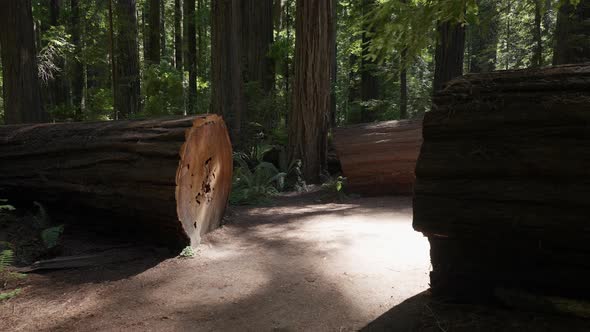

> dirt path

[{"left": 0, "top": 195, "right": 430, "bottom": 331}]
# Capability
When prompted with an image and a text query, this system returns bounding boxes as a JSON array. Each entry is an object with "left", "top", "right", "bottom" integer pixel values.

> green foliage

[
  {"left": 41, "top": 225, "right": 64, "bottom": 249},
  {"left": 0, "top": 249, "right": 23, "bottom": 301},
  {"left": 230, "top": 150, "right": 287, "bottom": 206},
  {"left": 179, "top": 246, "right": 195, "bottom": 258},
  {"left": 0, "top": 289, "right": 21, "bottom": 301},
  {"left": 0, "top": 250, "right": 14, "bottom": 272},
  {"left": 141, "top": 63, "right": 184, "bottom": 117},
  {"left": 37, "top": 25, "right": 74, "bottom": 83},
  {"left": 321, "top": 176, "right": 348, "bottom": 202}
]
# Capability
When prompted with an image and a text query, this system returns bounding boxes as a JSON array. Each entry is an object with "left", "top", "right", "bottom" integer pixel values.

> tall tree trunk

[
  {"left": 469, "top": 0, "right": 498, "bottom": 72},
  {"left": 433, "top": 20, "right": 466, "bottom": 92},
  {"left": 284, "top": 1, "right": 292, "bottom": 126},
  {"left": 70, "top": 0, "right": 84, "bottom": 120},
  {"left": 147, "top": 0, "right": 161, "bottom": 64},
  {"left": 289, "top": 0, "right": 333, "bottom": 183},
  {"left": 532, "top": 0, "right": 543, "bottom": 67},
  {"left": 160, "top": 0, "right": 166, "bottom": 59},
  {"left": 330, "top": 0, "right": 337, "bottom": 127},
  {"left": 211, "top": 0, "right": 244, "bottom": 143},
  {"left": 360, "top": 0, "right": 379, "bottom": 122},
  {"left": 553, "top": 0, "right": 590, "bottom": 65},
  {"left": 400, "top": 49, "right": 408, "bottom": 119},
  {"left": 48, "top": 0, "right": 67, "bottom": 109},
  {"left": 240, "top": 0, "right": 274, "bottom": 129},
  {"left": 174, "top": 0, "right": 182, "bottom": 69},
  {"left": 184, "top": 0, "right": 197, "bottom": 114},
  {"left": 196, "top": 0, "right": 204, "bottom": 78},
  {"left": 114, "top": 0, "right": 141, "bottom": 119},
  {"left": 0, "top": 0, "right": 47, "bottom": 124},
  {"left": 240, "top": 0, "right": 274, "bottom": 91}
]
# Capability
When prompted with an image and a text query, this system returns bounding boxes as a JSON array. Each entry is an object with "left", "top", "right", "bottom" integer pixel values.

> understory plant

[
  {"left": 0, "top": 249, "right": 24, "bottom": 301},
  {"left": 230, "top": 153, "right": 287, "bottom": 205}
]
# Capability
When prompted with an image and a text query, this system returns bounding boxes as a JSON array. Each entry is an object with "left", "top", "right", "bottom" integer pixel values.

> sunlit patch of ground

[{"left": 0, "top": 195, "right": 431, "bottom": 331}]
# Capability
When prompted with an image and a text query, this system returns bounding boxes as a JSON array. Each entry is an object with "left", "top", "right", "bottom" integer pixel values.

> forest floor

[{"left": 1, "top": 192, "right": 589, "bottom": 331}]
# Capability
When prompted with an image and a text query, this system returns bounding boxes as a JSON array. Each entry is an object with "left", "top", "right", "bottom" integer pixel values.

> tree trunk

[
  {"left": 114, "top": 0, "right": 141, "bottom": 119},
  {"left": 147, "top": 0, "right": 161, "bottom": 64},
  {"left": 360, "top": 0, "right": 380, "bottom": 122},
  {"left": 211, "top": 0, "right": 244, "bottom": 144},
  {"left": 160, "top": 0, "right": 166, "bottom": 59},
  {"left": 333, "top": 119, "right": 422, "bottom": 196},
  {"left": 240, "top": 0, "right": 274, "bottom": 92},
  {"left": 184, "top": 0, "right": 197, "bottom": 114},
  {"left": 469, "top": 0, "right": 498, "bottom": 72},
  {"left": 289, "top": 0, "right": 333, "bottom": 183},
  {"left": 70, "top": 0, "right": 84, "bottom": 120},
  {"left": 433, "top": 20, "right": 466, "bottom": 92},
  {"left": 553, "top": 0, "right": 590, "bottom": 65},
  {"left": 531, "top": 0, "right": 543, "bottom": 67},
  {"left": 0, "top": 115, "right": 233, "bottom": 248},
  {"left": 330, "top": 0, "right": 338, "bottom": 128},
  {"left": 174, "top": 0, "right": 182, "bottom": 70},
  {"left": 0, "top": 0, "right": 47, "bottom": 124},
  {"left": 48, "top": 0, "right": 67, "bottom": 109},
  {"left": 240, "top": 0, "right": 274, "bottom": 130},
  {"left": 400, "top": 50, "right": 408, "bottom": 119}
]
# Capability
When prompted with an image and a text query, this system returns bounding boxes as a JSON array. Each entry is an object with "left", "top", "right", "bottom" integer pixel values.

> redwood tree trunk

[
  {"left": 0, "top": 0, "right": 47, "bottom": 124},
  {"left": 240, "top": 0, "right": 274, "bottom": 92},
  {"left": 532, "top": 0, "right": 543, "bottom": 67},
  {"left": 553, "top": 0, "right": 590, "bottom": 65},
  {"left": 360, "top": 0, "right": 380, "bottom": 122},
  {"left": 469, "top": 0, "right": 498, "bottom": 73},
  {"left": 0, "top": 116, "right": 233, "bottom": 248},
  {"left": 433, "top": 20, "right": 466, "bottom": 92},
  {"left": 211, "top": 0, "right": 244, "bottom": 144},
  {"left": 289, "top": 0, "right": 333, "bottom": 183},
  {"left": 174, "top": 0, "right": 183, "bottom": 70},
  {"left": 147, "top": 0, "right": 161, "bottom": 64},
  {"left": 115, "top": 0, "right": 141, "bottom": 118},
  {"left": 184, "top": 0, "right": 197, "bottom": 114},
  {"left": 70, "top": 0, "right": 84, "bottom": 120}
]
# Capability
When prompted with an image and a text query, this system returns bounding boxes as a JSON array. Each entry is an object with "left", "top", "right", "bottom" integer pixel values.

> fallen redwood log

[
  {"left": 414, "top": 64, "right": 590, "bottom": 300},
  {"left": 332, "top": 119, "right": 423, "bottom": 196},
  {"left": 0, "top": 115, "right": 233, "bottom": 248}
]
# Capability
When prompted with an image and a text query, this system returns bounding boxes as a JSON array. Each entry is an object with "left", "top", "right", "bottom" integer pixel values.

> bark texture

[
  {"left": 333, "top": 119, "right": 422, "bottom": 196},
  {"left": 70, "top": 0, "right": 84, "bottom": 120},
  {"left": 414, "top": 64, "right": 590, "bottom": 300},
  {"left": 240, "top": 0, "right": 274, "bottom": 92},
  {"left": 115, "top": 0, "right": 141, "bottom": 118},
  {"left": 0, "top": 0, "right": 47, "bottom": 124},
  {"left": 433, "top": 20, "right": 466, "bottom": 92},
  {"left": 211, "top": 0, "right": 244, "bottom": 143},
  {"left": 0, "top": 116, "right": 233, "bottom": 248},
  {"left": 184, "top": 0, "right": 197, "bottom": 114},
  {"left": 147, "top": 0, "right": 161, "bottom": 64},
  {"left": 553, "top": 0, "right": 590, "bottom": 65},
  {"left": 174, "top": 0, "right": 183, "bottom": 70},
  {"left": 289, "top": 0, "right": 333, "bottom": 183}
]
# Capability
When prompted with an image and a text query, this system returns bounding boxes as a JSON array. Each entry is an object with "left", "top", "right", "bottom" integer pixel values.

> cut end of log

[{"left": 176, "top": 115, "right": 233, "bottom": 247}]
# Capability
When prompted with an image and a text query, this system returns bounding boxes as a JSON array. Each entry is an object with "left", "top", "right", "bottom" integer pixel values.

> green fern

[
  {"left": 230, "top": 153, "right": 286, "bottom": 205},
  {"left": 0, "top": 250, "right": 14, "bottom": 272},
  {"left": 41, "top": 225, "right": 64, "bottom": 249}
]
